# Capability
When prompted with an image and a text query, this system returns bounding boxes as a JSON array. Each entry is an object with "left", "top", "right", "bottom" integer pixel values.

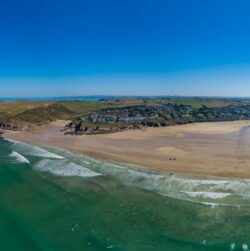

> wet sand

[{"left": 5, "top": 120, "right": 250, "bottom": 178}]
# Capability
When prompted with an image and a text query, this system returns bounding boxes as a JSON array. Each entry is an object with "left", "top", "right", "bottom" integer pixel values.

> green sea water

[{"left": 1, "top": 138, "right": 250, "bottom": 251}]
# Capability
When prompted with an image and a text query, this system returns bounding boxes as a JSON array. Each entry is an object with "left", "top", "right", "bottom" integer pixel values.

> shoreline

[{"left": 4, "top": 120, "right": 250, "bottom": 179}]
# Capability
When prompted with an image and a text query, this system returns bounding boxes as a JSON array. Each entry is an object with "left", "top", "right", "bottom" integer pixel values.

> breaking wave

[
  {"left": 9, "top": 151, "right": 30, "bottom": 164},
  {"left": 6, "top": 138, "right": 101, "bottom": 178},
  {"left": 182, "top": 191, "right": 232, "bottom": 200},
  {"left": 7, "top": 138, "right": 65, "bottom": 159},
  {"left": 34, "top": 159, "right": 101, "bottom": 177},
  {"left": 44, "top": 146, "right": 250, "bottom": 207},
  {"left": 5, "top": 139, "right": 250, "bottom": 207}
]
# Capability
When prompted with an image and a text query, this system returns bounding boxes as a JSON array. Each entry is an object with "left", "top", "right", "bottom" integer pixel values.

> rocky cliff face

[{"left": 0, "top": 122, "right": 19, "bottom": 131}]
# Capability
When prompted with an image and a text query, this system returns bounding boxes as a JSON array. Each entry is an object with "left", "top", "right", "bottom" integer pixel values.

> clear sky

[{"left": 0, "top": 0, "right": 250, "bottom": 97}]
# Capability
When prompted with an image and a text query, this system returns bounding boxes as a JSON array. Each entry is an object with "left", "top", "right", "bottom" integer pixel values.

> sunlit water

[{"left": 1, "top": 138, "right": 250, "bottom": 251}]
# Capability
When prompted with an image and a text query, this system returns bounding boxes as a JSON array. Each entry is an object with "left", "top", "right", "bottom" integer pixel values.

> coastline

[{"left": 4, "top": 119, "right": 250, "bottom": 179}]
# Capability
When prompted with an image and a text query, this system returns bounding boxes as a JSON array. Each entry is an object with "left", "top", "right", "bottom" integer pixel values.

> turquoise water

[{"left": 1, "top": 139, "right": 250, "bottom": 251}]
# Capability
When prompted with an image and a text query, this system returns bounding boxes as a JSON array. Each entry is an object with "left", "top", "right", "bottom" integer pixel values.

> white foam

[
  {"left": 48, "top": 146, "right": 250, "bottom": 206},
  {"left": 242, "top": 244, "right": 249, "bottom": 251},
  {"left": 9, "top": 151, "right": 30, "bottom": 164},
  {"left": 36, "top": 148, "right": 250, "bottom": 206},
  {"left": 200, "top": 202, "right": 220, "bottom": 208},
  {"left": 183, "top": 191, "right": 232, "bottom": 199},
  {"left": 34, "top": 159, "right": 101, "bottom": 177},
  {"left": 159, "top": 174, "right": 250, "bottom": 197},
  {"left": 6, "top": 138, "right": 64, "bottom": 159},
  {"left": 27, "top": 146, "right": 65, "bottom": 159},
  {"left": 10, "top": 140, "right": 250, "bottom": 207},
  {"left": 83, "top": 161, "right": 91, "bottom": 165},
  {"left": 128, "top": 170, "right": 164, "bottom": 180}
]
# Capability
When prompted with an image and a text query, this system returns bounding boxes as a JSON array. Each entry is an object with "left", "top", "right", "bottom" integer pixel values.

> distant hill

[
  {"left": 14, "top": 104, "right": 74, "bottom": 123},
  {"left": 0, "top": 103, "right": 74, "bottom": 129}
]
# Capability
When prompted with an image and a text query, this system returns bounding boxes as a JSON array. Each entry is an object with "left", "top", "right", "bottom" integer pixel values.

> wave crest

[
  {"left": 9, "top": 151, "right": 30, "bottom": 164},
  {"left": 34, "top": 159, "right": 101, "bottom": 177}
]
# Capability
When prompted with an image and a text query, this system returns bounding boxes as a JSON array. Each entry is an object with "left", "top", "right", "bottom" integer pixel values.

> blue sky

[{"left": 0, "top": 0, "right": 250, "bottom": 97}]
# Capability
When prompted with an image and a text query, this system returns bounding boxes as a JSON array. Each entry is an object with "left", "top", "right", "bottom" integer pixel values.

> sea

[{"left": 1, "top": 138, "right": 250, "bottom": 251}]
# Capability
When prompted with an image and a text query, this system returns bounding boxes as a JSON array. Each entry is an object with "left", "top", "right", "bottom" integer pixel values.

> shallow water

[{"left": 1, "top": 138, "right": 250, "bottom": 251}]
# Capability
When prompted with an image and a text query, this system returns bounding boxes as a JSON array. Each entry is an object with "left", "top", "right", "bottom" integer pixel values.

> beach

[
  {"left": 3, "top": 137, "right": 250, "bottom": 251},
  {"left": 5, "top": 120, "right": 250, "bottom": 178}
]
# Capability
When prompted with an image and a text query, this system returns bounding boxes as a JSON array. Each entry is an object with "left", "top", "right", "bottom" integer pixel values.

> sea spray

[
  {"left": 242, "top": 244, "right": 249, "bottom": 251},
  {"left": 230, "top": 243, "right": 236, "bottom": 250}
]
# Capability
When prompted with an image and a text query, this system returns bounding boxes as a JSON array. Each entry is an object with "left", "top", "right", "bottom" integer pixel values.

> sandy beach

[{"left": 4, "top": 120, "right": 250, "bottom": 178}]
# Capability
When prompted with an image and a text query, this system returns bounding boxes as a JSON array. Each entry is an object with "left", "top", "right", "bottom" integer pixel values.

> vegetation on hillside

[{"left": 1, "top": 97, "right": 250, "bottom": 131}]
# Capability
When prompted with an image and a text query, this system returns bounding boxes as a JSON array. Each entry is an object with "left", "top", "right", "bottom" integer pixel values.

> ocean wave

[
  {"left": 182, "top": 191, "right": 232, "bottom": 200},
  {"left": 34, "top": 159, "right": 102, "bottom": 177},
  {"left": 9, "top": 151, "right": 30, "bottom": 164},
  {"left": 40, "top": 146, "right": 250, "bottom": 206},
  {"left": 6, "top": 138, "right": 65, "bottom": 159},
  {"left": 128, "top": 169, "right": 165, "bottom": 181},
  {"left": 7, "top": 141, "right": 250, "bottom": 207}
]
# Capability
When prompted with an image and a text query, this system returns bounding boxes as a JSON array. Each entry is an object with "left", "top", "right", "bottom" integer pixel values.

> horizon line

[{"left": 2, "top": 95, "right": 250, "bottom": 100}]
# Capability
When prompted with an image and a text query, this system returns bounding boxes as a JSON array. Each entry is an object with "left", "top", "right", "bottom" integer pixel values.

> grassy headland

[{"left": 1, "top": 97, "right": 250, "bottom": 132}]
